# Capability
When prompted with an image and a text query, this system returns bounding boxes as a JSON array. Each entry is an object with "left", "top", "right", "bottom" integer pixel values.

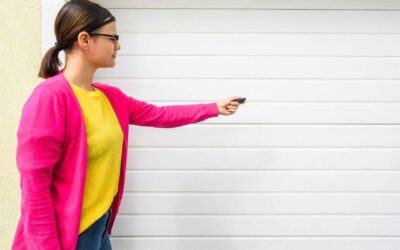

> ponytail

[{"left": 38, "top": 45, "right": 63, "bottom": 79}]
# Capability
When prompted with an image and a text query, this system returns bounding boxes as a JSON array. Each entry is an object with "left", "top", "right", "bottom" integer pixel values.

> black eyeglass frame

[{"left": 88, "top": 32, "right": 119, "bottom": 44}]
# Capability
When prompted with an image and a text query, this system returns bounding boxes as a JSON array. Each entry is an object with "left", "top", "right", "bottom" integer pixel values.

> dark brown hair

[{"left": 38, "top": 0, "right": 115, "bottom": 79}]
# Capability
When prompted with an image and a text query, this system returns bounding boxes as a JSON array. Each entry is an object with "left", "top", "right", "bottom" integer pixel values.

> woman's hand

[{"left": 217, "top": 96, "right": 245, "bottom": 116}]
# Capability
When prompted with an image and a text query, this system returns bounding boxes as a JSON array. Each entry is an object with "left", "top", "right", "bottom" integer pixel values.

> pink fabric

[{"left": 12, "top": 70, "right": 219, "bottom": 249}]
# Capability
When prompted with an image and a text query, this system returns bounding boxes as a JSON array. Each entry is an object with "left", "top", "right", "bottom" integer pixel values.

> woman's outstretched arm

[{"left": 125, "top": 94, "right": 244, "bottom": 127}]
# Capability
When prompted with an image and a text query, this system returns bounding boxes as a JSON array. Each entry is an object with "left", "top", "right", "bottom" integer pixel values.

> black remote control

[{"left": 232, "top": 97, "right": 246, "bottom": 104}]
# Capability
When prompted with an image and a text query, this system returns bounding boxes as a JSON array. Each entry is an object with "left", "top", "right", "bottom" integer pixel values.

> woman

[{"left": 12, "top": 0, "right": 244, "bottom": 249}]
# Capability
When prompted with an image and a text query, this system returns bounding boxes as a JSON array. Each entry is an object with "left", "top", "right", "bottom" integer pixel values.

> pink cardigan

[{"left": 12, "top": 70, "right": 219, "bottom": 250}]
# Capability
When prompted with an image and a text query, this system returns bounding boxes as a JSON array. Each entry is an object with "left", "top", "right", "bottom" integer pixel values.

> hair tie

[{"left": 54, "top": 42, "right": 62, "bottom": 50}]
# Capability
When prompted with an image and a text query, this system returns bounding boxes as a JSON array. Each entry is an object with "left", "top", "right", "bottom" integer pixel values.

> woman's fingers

[{"left": 227, "top": 103, "right": 240, "bottom": 108}]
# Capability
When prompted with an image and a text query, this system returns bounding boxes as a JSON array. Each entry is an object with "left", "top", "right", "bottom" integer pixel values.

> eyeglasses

[{"left": 88, "top": 32, "right": 119, "bottom": 45}]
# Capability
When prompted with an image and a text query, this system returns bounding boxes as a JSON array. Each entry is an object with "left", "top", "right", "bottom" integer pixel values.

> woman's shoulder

[
  {"left": 25, "top": 73, "right": 72, "bottom": 108},
  {"left": 33, "top": 72, "right": 68, "bottom": 94}
]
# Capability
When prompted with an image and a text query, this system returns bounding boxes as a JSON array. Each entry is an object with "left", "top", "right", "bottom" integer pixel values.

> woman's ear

[{"left": 77, "top": 31, "right": 91, "bottom": 51}]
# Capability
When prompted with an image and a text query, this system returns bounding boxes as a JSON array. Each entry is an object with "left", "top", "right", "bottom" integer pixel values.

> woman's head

[{"left": 38, "top": 0, "right": 121, "bottom": 79}]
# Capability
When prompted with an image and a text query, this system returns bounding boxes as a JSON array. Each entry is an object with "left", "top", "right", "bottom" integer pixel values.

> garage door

[{"left": 93, "top": 1, "right": 400, "bottom": 249}]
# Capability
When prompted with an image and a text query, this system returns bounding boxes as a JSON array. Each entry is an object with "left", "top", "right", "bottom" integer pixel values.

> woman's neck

[{"left": 63, "top": 55, "right": 97, "bottom": 91}]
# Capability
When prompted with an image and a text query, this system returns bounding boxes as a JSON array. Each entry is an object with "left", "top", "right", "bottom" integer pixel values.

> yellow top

[{"left": 68, "top": 82, "right": 123, "bottom": 234}]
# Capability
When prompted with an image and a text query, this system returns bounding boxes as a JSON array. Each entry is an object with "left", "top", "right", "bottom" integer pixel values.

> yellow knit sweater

[{"left": 69, "top": 82, "right": 123, "bottom": 234}]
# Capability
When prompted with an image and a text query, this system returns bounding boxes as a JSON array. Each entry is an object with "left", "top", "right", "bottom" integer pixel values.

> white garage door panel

[
  {"left": 147, "top": 102, "right": 400, "bottom": 124},
  {"left": 110, "top": 9, "right": 400, "bottom": 33},
  {"left": 123, "top": 170, "right": 400, "bottom": 192},
  {"left": 111, "top": 215, "right": 400, "bottom": 236},
  {"left": 119, "top": 193, "right": 400, "bottom": 214},
  {"left": 127, "top": 148, "right": 400, "bottom": 170},
  {"left": 97, "top": 57, "right": 400, "bottom": 79},
  {"left": 118, "top": 34, "right": 400, "bottom": 56},
  {"left": 110, "top": 237, "right": 400, "bottom": 250},
  {"left": 100, "top": 79, "right": 400, "bottom": 102},
  {"left": 97, "top": 0, "right": 400, "bottom": 10},
  {"left": 129, "top": 126, "right": 400, "bottom": 147}
]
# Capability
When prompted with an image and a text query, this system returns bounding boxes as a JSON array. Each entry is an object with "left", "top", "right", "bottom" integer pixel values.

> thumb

[{"left": 230, "top": 96, "right": 241, "bottom": 101}]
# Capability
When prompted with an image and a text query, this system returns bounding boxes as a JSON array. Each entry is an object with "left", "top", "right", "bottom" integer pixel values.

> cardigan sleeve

[
  {"left": 124, "top": 94, "right": 219, "bottom": 128},
  {"left": 16, "top": 85, "right": 64, "bottom": 249}
]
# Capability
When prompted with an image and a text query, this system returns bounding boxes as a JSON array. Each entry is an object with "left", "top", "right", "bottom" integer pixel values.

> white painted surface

[{"left": 41, "top": 0, "right": 66, "bottom": 66}]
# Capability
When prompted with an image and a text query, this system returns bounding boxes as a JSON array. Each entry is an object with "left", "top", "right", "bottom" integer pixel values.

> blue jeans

[{"left": 76, "top": 208, "right": 112, "bottom": 250}]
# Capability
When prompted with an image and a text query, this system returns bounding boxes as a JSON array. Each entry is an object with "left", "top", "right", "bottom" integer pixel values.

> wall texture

[{"left": 0, "top": 0, "right": 41, "bottom": 248}]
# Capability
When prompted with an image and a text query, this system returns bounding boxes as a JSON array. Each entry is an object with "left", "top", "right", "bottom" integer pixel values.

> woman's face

[{"left": 87, "top": 21, "right": 121, "bottom": 68}]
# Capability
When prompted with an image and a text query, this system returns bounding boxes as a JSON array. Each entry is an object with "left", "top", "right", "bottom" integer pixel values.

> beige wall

[{"left": 0, "top": 0, "right": 42, "bottom": 248}]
